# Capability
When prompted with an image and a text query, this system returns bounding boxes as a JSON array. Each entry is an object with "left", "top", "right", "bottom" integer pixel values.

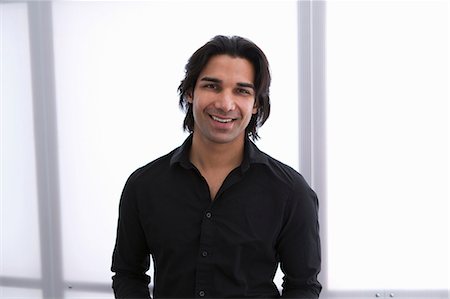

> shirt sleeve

[
  {"left": 277, "top": 176, "right": 322, "bottom": 299},
  {"left": 111, "top": 172, "right": 152, "bottom": 299}
]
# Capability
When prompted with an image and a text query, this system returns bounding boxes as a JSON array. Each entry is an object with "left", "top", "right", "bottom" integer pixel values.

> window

[
  {"left": 1, "top": 1, "right": 300, "bottom": 297},
  {"left": 3, "top": 1, "right": 446, "bottom": 298},
  {"left": 323, "top": 1, "right": 448, "bottom": 297},
  {"left": 0, "top": 3, "right": 43, "bottom": 298}
]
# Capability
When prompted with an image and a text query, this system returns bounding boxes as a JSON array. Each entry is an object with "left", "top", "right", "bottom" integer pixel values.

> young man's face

[{"left": 188, "top": 54, "right": 257, "bottom": 145}]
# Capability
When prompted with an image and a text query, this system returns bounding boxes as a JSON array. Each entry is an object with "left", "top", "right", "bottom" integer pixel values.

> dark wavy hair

[{"left": 178, "top": 35, "right": 271, "bottom": 141}]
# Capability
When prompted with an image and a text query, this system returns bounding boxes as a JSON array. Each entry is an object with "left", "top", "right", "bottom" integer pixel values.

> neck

[{"left": 189, "top": 133, "right": 245, "bottom": 172}]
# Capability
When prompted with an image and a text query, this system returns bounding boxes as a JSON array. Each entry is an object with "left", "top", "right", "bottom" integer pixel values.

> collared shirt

[{"left": 111, "top": 135, "right": 321, "bottom": 299}]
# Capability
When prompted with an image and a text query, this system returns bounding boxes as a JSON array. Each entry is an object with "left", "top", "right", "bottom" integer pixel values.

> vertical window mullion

[{"left": 27, "top": 2, "right": 63, "bottom": 298}]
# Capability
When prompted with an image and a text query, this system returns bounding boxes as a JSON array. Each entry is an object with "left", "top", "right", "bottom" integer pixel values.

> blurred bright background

[{"left": 1, "top": 1, "right": 448, "bottom": 298}]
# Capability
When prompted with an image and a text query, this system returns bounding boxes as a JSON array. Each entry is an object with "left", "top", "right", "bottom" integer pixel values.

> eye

[
  {"left": 203, "top": 83, "right": 218, "bottom": 90},
  {"left": 237, "top": 88, "right": 252, "bottom": 95}
]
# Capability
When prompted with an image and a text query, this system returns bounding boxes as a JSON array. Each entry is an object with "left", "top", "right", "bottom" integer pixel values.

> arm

[
  {"left": 277, "top": 177, "right": 322, "bottom": 299},
  {"left": 111, "top": 173, "right": 151, "bottom": 299}
]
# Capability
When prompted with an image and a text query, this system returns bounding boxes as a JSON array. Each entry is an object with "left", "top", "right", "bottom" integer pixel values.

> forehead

[{"left": 199, "top": 55, "right": 254, "bottom": 83}]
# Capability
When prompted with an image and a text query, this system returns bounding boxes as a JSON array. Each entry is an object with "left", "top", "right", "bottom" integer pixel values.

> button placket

[
  {"left": 202, "top": 210, "right": 212, "bottom": 257},
  {"left": 195, "top": 204, "right": 215, "bottom": 298},
  {"left": 201, "top": 211, "right": 212, "bottom": 258}
]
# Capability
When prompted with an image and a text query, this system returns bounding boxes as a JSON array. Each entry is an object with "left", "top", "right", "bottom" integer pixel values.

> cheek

[{"left": 191, "top": 97, "right": 208, "bottom": 120}]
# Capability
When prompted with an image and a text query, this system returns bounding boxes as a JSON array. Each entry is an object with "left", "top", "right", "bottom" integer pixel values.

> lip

[
  {"left": 211, "top": 115, "right": 234, "bottom": 123},
  {"left": 208, "top": 114, "right": 237, "bottom": 129}
]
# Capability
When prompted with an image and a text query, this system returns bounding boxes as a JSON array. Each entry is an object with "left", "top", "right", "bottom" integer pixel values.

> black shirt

[{"left": 111, "top": 135, "right": 321, "bottom": 298}]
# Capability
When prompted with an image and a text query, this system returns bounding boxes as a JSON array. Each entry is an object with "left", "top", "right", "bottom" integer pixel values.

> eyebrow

[
  {"left": 200, "top": 76, "right": 255, "bottom": 90},
  {"left": 237, "top": 82, "right": 255, "bottom": 90}
]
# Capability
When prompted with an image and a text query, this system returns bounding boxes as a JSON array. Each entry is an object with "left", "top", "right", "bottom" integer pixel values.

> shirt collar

[
  {"left": 170, "top": 134, "right": 269, "bottom": 172},
  {"left": 170, "top": 134, "right": 194, "bottom": 169}
]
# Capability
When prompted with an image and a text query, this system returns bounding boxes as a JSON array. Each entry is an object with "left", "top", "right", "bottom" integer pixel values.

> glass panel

[
  {"left": 0, "top": 287, "right": 42, "bottom": 299},
  {"left": 52, "top": 1, "right": 299, "bottom": 284},
  {"left": 64, "top": 290, "right": 112, "bottom": 299},
  {"left": 0, "top": 3, "right": 42, "bottom": 279},
  {"left": 326, "top": 1, "right": 448, "bottom": 290}
]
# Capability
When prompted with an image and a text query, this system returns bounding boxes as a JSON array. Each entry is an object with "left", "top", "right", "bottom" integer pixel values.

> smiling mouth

[{"left": 210, "top": 115, "right": 235, "bottom": 123}]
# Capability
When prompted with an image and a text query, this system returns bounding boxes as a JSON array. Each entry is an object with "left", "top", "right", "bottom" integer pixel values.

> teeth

[{"left": 211, "top": 115, "right": 233, "bottom": 123}]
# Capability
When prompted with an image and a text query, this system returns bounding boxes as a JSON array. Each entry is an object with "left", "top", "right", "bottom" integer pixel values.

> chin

[
  {"left": 204, "top": 132, "right": 244, "bottom": 145},
  {"left": 208, "top": 136, "right": 237, "bottom": 144}
]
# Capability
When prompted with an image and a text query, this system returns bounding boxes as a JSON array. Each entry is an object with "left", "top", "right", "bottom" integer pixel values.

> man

[{"left": 111, "top": 35, "right": 321, "bottom": 298}]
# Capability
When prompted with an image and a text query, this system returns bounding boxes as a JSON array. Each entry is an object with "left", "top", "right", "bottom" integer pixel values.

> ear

[
  {"left": 252, "top": 100, "right": 258, "bottom": 114},
  {"left": 186, "top": 90, "right": 193, "bottom": 103}
]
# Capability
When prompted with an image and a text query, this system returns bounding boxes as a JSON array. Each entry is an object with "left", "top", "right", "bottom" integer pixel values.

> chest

[
  {"left": 203, "top": 172, "right": 228, "bottom": 200},
  {"left": 192, "top": 164, "right": 238, "bottom": 201},
  {"left": 138, "top": 171, "right": 289, "bottom": 254}
]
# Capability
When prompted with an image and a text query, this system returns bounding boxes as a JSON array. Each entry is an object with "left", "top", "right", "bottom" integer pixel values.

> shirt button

[
  {"left": 199, "top": 290, "right": 205, "bottom": 297},
  {"left": 201, "top": 251, "right": 208, "bottom": 257},
  {"left": 205, "top": 212, "right": 212, "bottom": 219}
]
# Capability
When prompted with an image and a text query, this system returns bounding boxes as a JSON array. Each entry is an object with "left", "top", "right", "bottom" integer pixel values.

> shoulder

[
  {"left": 247, "top": 140, "right": 309, "bottom": 193},
  {"left": 256, "top": 151, "right": 318, "bottom": 210},
  {"left": 259, "top": 154, "right": 319, "bottom": 228},
  {"left": 258, "top": 151, "right": 310, "bottom": 191},
  {"left": 125, "top": 148, "right": 177, "bottom": 187}
]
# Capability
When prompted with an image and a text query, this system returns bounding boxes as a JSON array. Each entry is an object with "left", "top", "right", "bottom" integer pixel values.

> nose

[{"left": 214, "top": 90, "right": 235, "bottom": 112}]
